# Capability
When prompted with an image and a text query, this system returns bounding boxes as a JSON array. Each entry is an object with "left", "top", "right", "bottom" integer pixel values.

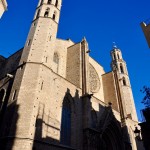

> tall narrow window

[
  {"left": 36, "top": 9, "right": 40, "bottom": 19},
  {"left": 120, "top": 64, "right": 124, "bottom": 73},
  {"left": 47, "top": 0, "right": 51, "bottom": 4},
  {"left": 123, "top": 78, "right": 126, "bottom": 86},
  {"left": 113, "top": 53, "right": 116, "bottom": 60},
  {"left": 60, "top": 97, "right": 71, "bottom": 146},
  {"left": 44, "top": 8, "right": 50, "bottom": 17},
  {"left": 117, "top": 53, "right": 120, "bottom": 59},
  {"left": 53, "top": 52, "right": 59, "bottom": 64},
  {"left": 0, "top": 89, "right": 5, "bottom": 111},
  {"left": 52, "top": 11, "right": 56, "bottom": 20},
  {"left": 55, "top": 0, "right": 58, "bottom": 7},
  {"left": 53, "top": 52, "right": 59, "bottom": 73}
]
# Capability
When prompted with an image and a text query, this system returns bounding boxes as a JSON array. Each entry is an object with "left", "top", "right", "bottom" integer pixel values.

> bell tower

[
  {"left": 20, "top": 0, "right": 62, "bottom": 65},
  {"left": 111, "top": 44, "right": 138, "bottom": 121}
]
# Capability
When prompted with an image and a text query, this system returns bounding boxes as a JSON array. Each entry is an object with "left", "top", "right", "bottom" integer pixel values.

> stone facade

[
  {"left": 0, "top": 0, "right": 144, "bottom": 150},
  {"left": 0, "top": 0, "right": 7, "bottom": 18}
]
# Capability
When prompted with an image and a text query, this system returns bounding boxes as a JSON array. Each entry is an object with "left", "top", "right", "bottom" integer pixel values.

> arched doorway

[
  {"left": 102, "top": 120, "right": 125, "bottom": 150},
  {"left": 84, "top": 106, "right": 126, "bottom": 150}
]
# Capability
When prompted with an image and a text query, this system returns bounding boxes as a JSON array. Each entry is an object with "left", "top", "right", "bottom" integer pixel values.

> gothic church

[{"left": 0, "top": 0, "right": 144, "bottom": 149}]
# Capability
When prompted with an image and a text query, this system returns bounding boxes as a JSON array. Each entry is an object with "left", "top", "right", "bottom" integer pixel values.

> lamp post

[{"left": 134, "top": 127, "right": 142, "bottom": 141}]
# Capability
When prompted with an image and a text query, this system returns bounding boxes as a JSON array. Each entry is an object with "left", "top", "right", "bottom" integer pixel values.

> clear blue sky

[{"left": 0, "top": 0, "right": 150, "bottom": 121}]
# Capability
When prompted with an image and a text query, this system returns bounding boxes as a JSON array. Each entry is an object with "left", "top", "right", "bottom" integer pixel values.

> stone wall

[
  {"left": 66, "top": 43, "right": 81, "bottom": 88},
  {"left": 102, "top": 72, "right": 119, "bottom": 112}
]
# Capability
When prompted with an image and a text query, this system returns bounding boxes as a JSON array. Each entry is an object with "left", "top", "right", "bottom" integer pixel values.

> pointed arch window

[
  {"left": 36, "top": 9, "right": 40, "bottom": 19},
  {"left": 44, "top": 8, "right": 50, "bottom": 17},
  {"left": 120, "top": 64, "right": 124, "bottom": 73},
  {"left": 60, "top": 96, "right": 71, "bottom": 146},
  {"left": 123, "top": 77, "right": 126, "bottom": 86},
  {"left": 0, "top": 89, "right": 5, "bottom": 111},
  {"left": 47, "top": 0, "right": 51, "bottom": 4},
  {"left": 55, "top": 0, "right": 58, "bottom": 7}
]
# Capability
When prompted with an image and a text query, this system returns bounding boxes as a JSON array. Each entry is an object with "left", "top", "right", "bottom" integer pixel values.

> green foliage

[{"left": 140, "top": 86, "right": 150, "bottom": 108}]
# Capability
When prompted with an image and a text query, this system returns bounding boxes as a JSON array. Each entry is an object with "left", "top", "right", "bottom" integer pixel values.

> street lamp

[{"left": 134, "top": 127, "right": 142, "bottom": 141}]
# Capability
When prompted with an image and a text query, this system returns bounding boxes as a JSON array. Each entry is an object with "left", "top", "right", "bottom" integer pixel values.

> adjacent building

[
  {"left": 0, "top": 0, "right": 7, "bottom": 18},
  {"left": 141, "top": 21, "right": 150, "bottom": 48},
  {"left": 0, "top": 0, "right": 144, "bottom": 149}
]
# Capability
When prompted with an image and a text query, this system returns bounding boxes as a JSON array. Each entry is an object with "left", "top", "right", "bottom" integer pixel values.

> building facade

[
  {"left": 0, "top": 0, "right": 144, "bottom": 149},
  {"left": 0, "top": 0, "right": 7, "bottom": 18},
  {"left": 141, "top": 21, "right": 150, "bottom": 48}
]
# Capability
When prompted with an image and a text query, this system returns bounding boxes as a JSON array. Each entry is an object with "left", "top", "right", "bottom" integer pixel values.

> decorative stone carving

[{"left": 89, "top": 64, "right": 100, "bottom": 93}]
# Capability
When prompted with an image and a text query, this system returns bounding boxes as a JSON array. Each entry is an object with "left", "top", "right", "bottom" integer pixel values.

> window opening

[
  {"left": 52, "top": 12, "right": 56, "bottom": 20},
  {"left": 47, "top": 0, "right": 51, "bottom": 4},
  {"left": 44, "top": 8, "right": 50, "bottom": 17},
  {"left": 55, "top": 0, "right": 58, "bottom": 7},
  {"left": 120, "top": 64, "right": 124, "bottom": 73},
  {"left": 123, "top": 78, "right": 126, "bottom": 86},
  {"left": 114, "top": 53, "right": 116, "bottom": 60},
  {"left": 53, "top": 52, "right": 59, "bottom": 64},
  {"left": 117, "top": 54, "right": 120, "bottom": 59}
]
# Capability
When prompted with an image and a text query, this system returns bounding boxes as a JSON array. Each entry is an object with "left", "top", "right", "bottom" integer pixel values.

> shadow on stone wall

[
  {"left": 32, "top": 88, "right": 78, "bottom": 150},
  {"left": 0, "top": 75, "right": 19, "bottom": 150},
  {"left": 0, "top": 101, "right": 19, "bottom": 150},
  {"left": 0, "top": 87, "right": 133, "bottom": 150}
]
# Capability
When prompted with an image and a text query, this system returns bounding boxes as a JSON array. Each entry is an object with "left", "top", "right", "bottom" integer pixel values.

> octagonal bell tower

[
  {"left": 111, "top": 44, "right": 138, "bottom": 122},
  {"left": 20, "top": 0, "right": 62, "bottom": 65}
]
